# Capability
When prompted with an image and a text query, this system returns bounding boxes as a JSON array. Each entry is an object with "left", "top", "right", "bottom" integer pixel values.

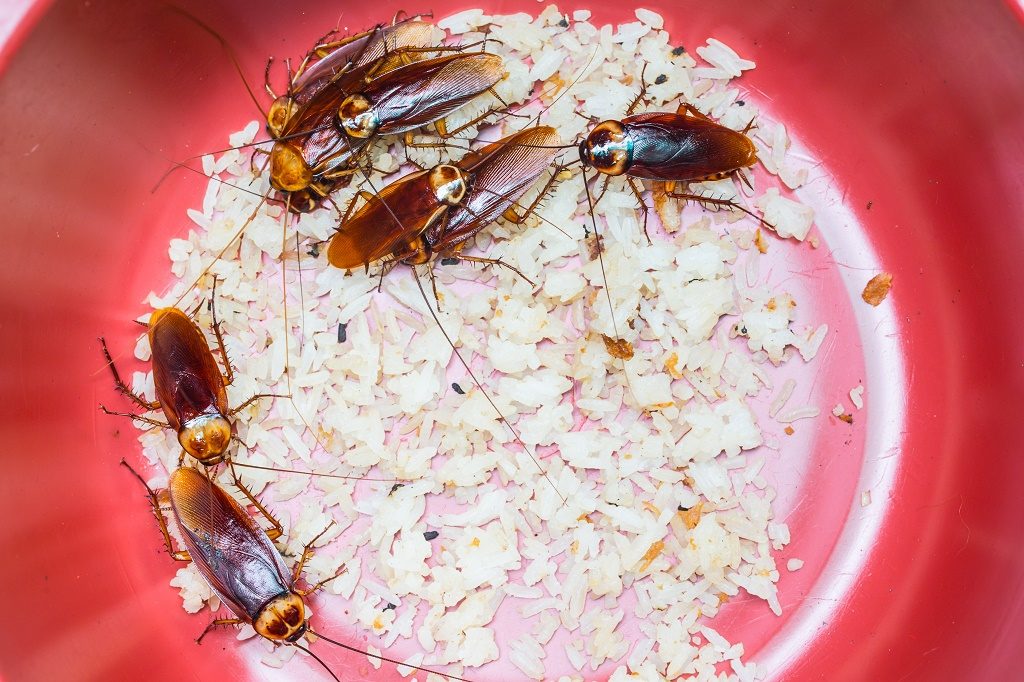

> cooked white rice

[{"left": 129, "top": 7, "right": 828, "bottom": 680}]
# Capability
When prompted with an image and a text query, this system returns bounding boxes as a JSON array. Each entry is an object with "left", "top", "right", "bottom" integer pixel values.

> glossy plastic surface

[{"left": 1, "top": 1, "right": 1023, "bottom": 680}]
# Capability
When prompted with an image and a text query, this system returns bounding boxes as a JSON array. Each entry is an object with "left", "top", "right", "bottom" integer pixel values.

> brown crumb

[
  {"left": 754, "top": 228, "right": 768, "bottom": 254},
  {"left": 584, "top": 233, "right": 602, "bottom": 261},
  {"left": 602, "top": 334, "right": 635, "bottom": 360},
  {"left": 784, "top": 425, "right": 795, "bottom": 436},
  {"left": 838, "top": 413, "right": 854, "bottom": 424},
  {"left": 862, "top": 272, "right": 893, "bottom": 306}
]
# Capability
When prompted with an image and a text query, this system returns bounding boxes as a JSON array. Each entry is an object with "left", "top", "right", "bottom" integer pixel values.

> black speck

[
  {"left": 452, "top": 382, "right": 465, "bottom": 395},
  {"left": 866, "top": 201, "right": 873, "bottom": 210},
  {"left": 441, "top": 257, "right": 461, "bottom": 266},
  {"left": 558, "top": 17, "right": 569, "bottom": 27},
  {"left": 736, "top": 100, "right": 745, "bottom": 106},
  {"left": 307, "top": 242, "right": 321, "bottom": 258},
  {"left": 677, "top": 504, "right": 685, "bottom": 511},
  {"left": 389, "top": 483, "right": 404, "bottom": 495},
  {"left": 655, "top": 74, "right": 667, "bottom": 85},
  {"left": 383, "top": 603, "right": 396, "bottom": 612},
  {"left": 672, "top": 45, "right": 686, "bottom": 56},
  {"left": 337, "top": 322, "right": 347, "bottom": 343},
  {"left": 423, "top": 530, "right": 439, "bottom": 541}
]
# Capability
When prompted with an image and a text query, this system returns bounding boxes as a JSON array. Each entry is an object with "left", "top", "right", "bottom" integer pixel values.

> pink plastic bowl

[{"left": 2, "top": 1, "right": 1023, "bottom": 680}]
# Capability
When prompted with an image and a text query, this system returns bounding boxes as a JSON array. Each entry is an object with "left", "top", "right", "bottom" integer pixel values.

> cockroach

[
  {"left": 99, "top": 282, "right": 282, "bottom": 467},
  {"left": 269, "top": 50, "right": 508, "bottom": 212},
  {"left": 326, "top": 125, "right": 562, "bottom": 277},
  {"left": 122, "top": 462, "right": 469, "bottom": 682},
  {"left": 576, "top": 79, "right": 765, "bottom": 233},
  {"left": 264, "top": 16, "right": 438, "bottom": 140}
]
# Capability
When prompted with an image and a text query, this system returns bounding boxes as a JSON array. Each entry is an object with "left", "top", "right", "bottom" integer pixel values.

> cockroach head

[
  {"left": 254, "top": 592, "right": 307, "bottom": 643},
  {"left": 270, "top": 142, "right": 313, "bottom": 192},
  {"left": 338, "top": 93, "right": 379, "bottom": 139},
  {"left": 178, "top": 413, "right": 232, "bottom": 466},
  {"left": 428, "top": 164, "right": 469, "bottom": 206},
  {"left": 267, "top": 96, "right": 299, "bottom": 139},
  {"left": 580, "top": 120, "right": 633, "bottom": 176}
]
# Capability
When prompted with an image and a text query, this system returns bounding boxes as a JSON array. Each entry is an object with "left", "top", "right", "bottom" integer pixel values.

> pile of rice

[{"left": 130, "top": 7, "right": 832, "bottom": 681}]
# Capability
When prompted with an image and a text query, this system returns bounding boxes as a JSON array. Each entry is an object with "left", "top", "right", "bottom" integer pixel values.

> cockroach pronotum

[
  {"left": 122, "top": 462, "right": 469, "bottom": 682},
  {"left": 269, "top": 50, "right": 508, "bottom": 212},
  {"left": 99, "top": 282, "right": 282, "bottom": 467}
]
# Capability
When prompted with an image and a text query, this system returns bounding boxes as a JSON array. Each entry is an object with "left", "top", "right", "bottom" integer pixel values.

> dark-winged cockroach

[
  {"left": 122, "top": 462, "right": 470, "bottom": 682},
  {"left": 326, "top": 125, "right": 562, "bottom": 276},
  {"left": 270, "top": 50, "right": 507, "bottom": 212},
  {"left": 264, "top": 17, "right": 437, "bottom": 140},
  {"left": 99, "top": 283, "right": 283, "bottom": 467}
]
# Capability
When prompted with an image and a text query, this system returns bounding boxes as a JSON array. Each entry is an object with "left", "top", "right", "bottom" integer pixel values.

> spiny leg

[
  {"left": 626, "top": 64, "right": 650, "bottom": 116},
  {"left": 99, "top": 338, "right": 161, "bottom": 411},
  {"left": 196, "top": 618, "right": 244, "bottom": 645},
  {"left": 228, "top": 463, "right": 284, "bottom": 540},
  {"left": 625, "top": 176, "right": 652, "bottom": 243},
  {"left": 208, "top": 277, "right": 235, "bottom": 386},
  {"left": 263, "top": 57, "right": 277, "bottom": 99},
  {"left": 455, "top": 254, "right": 535, "bottom": 287},
  {"left": 667, "top": 188, "right": 773, "bottom": 229},
  {"left": 120, "top": 459, "right": 190, "bottom": 561},
  {"left": 227, "top": 392, "right": 291, "bottom": 417},
  {"left": 676, "top": 102, "right": 713, "bottom": 122},
  {"left": 100, "top": 405, "right": 170, "bottom": 430},
  {"left": 291, "top": 522, "right": 337, "bottom": 588},
  {"left": 503, "top": 165, "right": 570, "bottom": 225}
]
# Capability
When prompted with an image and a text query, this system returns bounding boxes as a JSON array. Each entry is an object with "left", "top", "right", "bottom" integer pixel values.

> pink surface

[{"left": 1, "top": 1, "right": 1023, "bottom": 681}]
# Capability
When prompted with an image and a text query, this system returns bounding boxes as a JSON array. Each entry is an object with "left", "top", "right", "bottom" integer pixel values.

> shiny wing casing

[{"left": 621, "top": 112, "right": 758, "bottom": 182}]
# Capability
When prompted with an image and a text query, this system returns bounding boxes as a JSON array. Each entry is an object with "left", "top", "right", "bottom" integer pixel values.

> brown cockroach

[
  {"left": 100, "top": 293, "right": 269, "bottom": 466},
  {"left": 326, "top": 125, "right": 562, "bottom": 277},
  {"left": 122, "top": 462, "right": 470, "bottom": 681},
  {"left": 264, "top": 16, "right": 439, "bottom": 140},
  {"left": 269, "top": 49, "right": 508, "bottom": 212}
]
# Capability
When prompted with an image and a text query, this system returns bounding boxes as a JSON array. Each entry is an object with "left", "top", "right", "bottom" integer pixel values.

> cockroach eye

[
  {"left": 338, "top": 94, "right": 379, "bottom": 139},
  {"left": 270, "top": 142, "right": 313, "bottom": 192},
  {"left": 428, "top": 164, "right": 468, "bottom": 206},
  {"left": 581, "top": 120, "right": 633, "bottom": 176}
]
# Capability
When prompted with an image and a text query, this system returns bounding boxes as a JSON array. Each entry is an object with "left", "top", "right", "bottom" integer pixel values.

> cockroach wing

[
  {"left": 292, "top": 20, "right": 435, "bottom": 108},
  {"left": 327, "top": 169, "right": 445, "bottom": 269},
  {"left": 148, "top": 308, "right": 229, "bottom": 431},
  {"left": 622, "top": 112, "right": 758, "bottom": 182},
  {"left": 370, "top": 52, "right": 504, "bottom": 135},
  {"left": 169, "top": 467, "right": 292, "bottom": 623},
  {"left": 435, "top": 126, "right": 560, "bottom": 250}
]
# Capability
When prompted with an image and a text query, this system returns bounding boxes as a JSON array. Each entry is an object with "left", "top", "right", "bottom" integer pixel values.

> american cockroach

[
  {"left": 326, "top": 125, "right": 562, "bottom": 277},
  {"left": 99, "top": 282, "right": 282, "bottom": 467},
  {"left": 122, "top": 462, "right": 469, "bottom": 681},
  {"left": 269, "top": 50, "right": 508, "bottom": 212}
]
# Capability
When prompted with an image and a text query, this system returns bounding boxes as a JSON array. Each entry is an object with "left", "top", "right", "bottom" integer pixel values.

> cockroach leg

[
  {"left": 626, "top": 64, "right": 650, "bottom": 116},
  {"left": 120, "top": 460, "right": 191, "bottom": 562},
  {"left": 99, "top": 337, "right": 161, "bottom": 411},
  {"left": 228, "top": 463, "right": 285, "bottom": 540},
  {"left": 291, "top": 521, "right": 337, "bottom": 588},
  {"left": 625, "top": 176, "right": 652, "bottom": 243},
  {"left": 677, "top": 102, "right": 713, "bottom": 122},
  {"left": 196, "top": 618, "right": 245, "bottom": 645},
  {"left": 502, "top": 164, "right": 570, "bottom": 225},
  {"left": 263, "top": 57, "right": 277, "bottom": 99},
  {"left": 667, "top": 188, "right": 773, "bottom": 229},
  {"left": 227, "top": 392, "right": 291, "bottom": 417},
  {"left": 207, "top": 277, "right": 235, "bottom": 386},
  {"left": 426, "top": 266, "right": 442, "bottom": 306},
  {"left": 100, "top": 405, "right": 170, "bottom": 430},
  {"left": 455, "top": 254, "right": 535, "bottom": 287}
]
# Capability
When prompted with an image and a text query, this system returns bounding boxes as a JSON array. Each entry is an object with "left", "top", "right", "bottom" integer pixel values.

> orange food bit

[
  {"left": 637, "top": 540, "right": 666, "bottom": 572},
  {"left": 602, "top": 334, "right": 635, "bottom": 360},
  {"left": 862, "top": 272, "right": 893, "bottom": 306},
  {"left": 679, "top": 501, "right": 704, "bottom": 530},
  {"left": 470, "top": 537, "right": 481, "bottom": 547},
  {"left": 754, "top": 228, "right": 768, "bottom": 254},
  {"left": 784, "top": 425, "right": 795, "bottom": 435}
]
